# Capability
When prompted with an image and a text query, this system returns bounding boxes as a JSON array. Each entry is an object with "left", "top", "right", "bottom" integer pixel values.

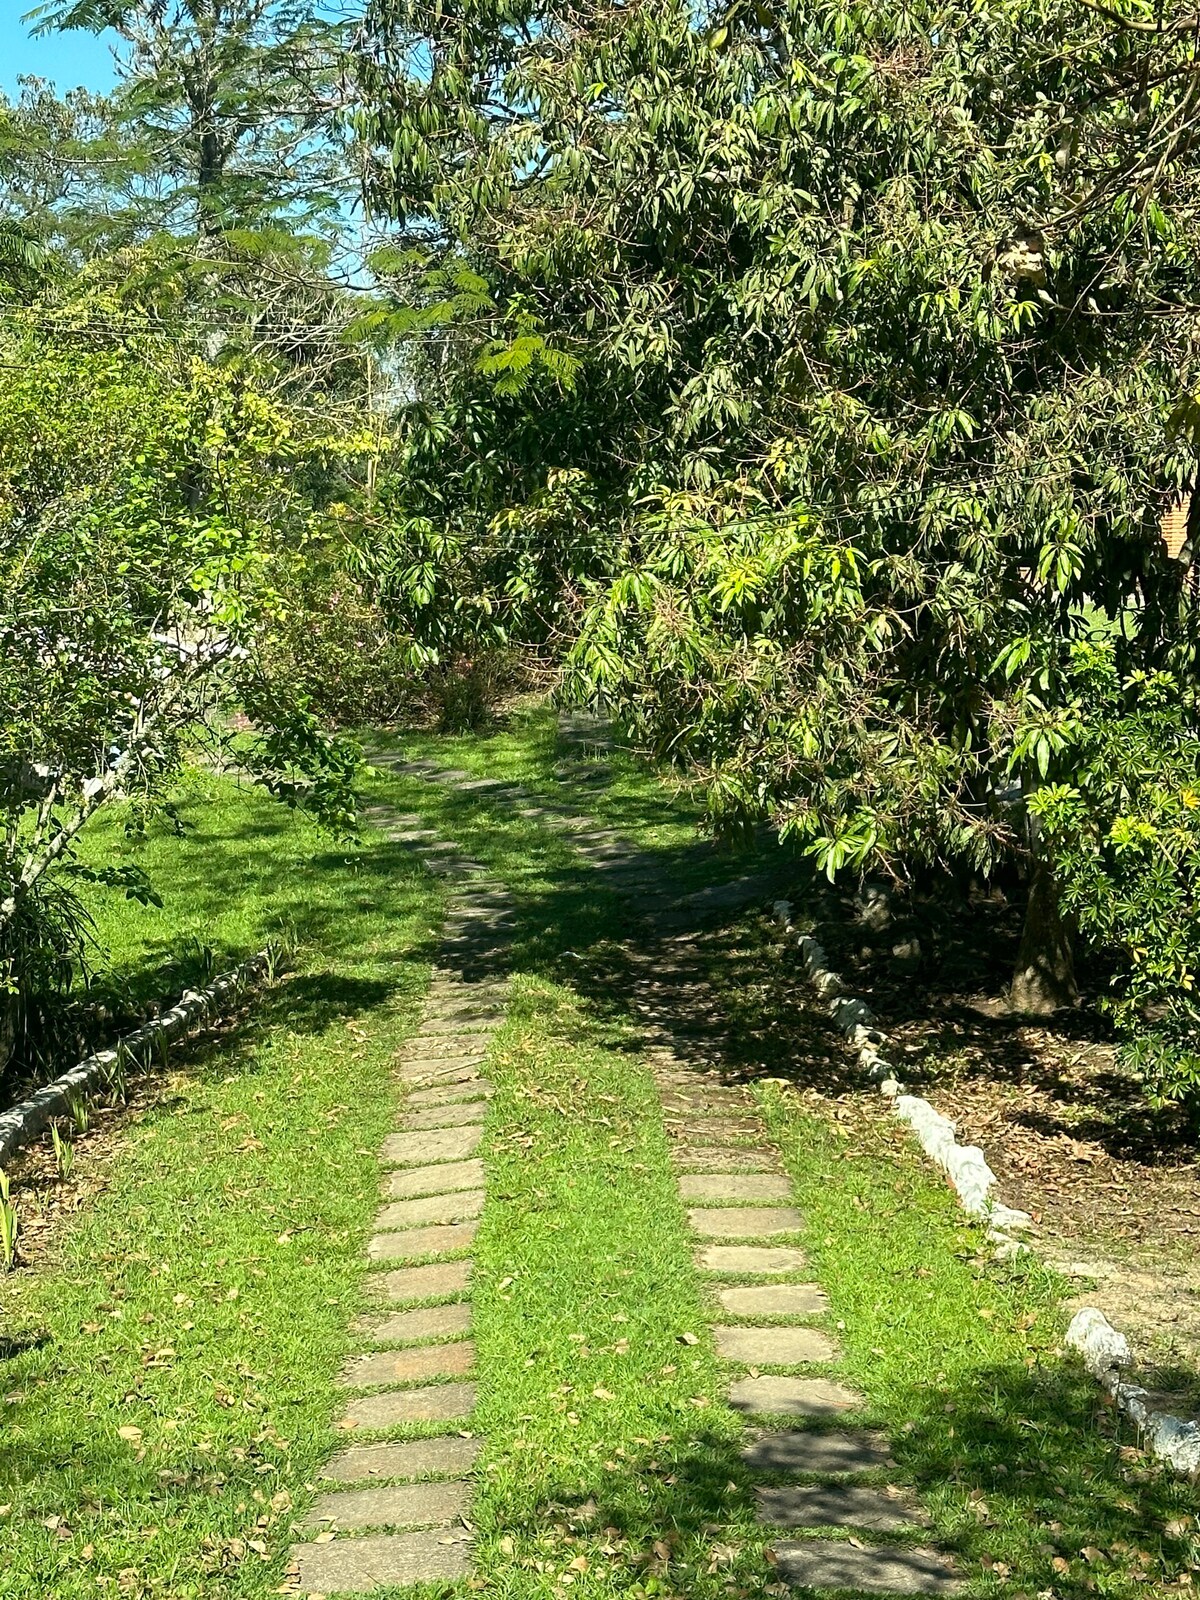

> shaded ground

[{"left": 794, "top": 884, "right": 1200, "bottom": 1387}]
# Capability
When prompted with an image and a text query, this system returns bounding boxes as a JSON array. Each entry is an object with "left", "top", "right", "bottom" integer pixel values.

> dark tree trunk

[{"left": 1011, "top": 854, "right": 1077, "bottom": 1013}]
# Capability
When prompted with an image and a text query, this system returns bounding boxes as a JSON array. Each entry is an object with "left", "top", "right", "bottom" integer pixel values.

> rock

[{"left": 1065, "top": 1308, "right": 1131, "bottom": 1378}]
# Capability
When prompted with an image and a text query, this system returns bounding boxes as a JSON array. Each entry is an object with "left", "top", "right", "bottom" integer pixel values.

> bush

[
  {"left": 268, "top": 567, "right": 419, "bottom": 728},
  {"left": 1031, "top": 644, "right": 1200, "bottom": 1111}
]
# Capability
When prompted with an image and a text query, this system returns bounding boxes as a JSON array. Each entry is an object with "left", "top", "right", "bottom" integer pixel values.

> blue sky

[{"left": 0, "top": 12, "right": 119, "bottom": 96}]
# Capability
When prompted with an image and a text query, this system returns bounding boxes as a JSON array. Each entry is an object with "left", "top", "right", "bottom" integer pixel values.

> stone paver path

[
  {"left": 382, "top": 745, "right": 966, "bottom": 1597},
  {"left": 286, "top": 809, "right": 512, "bottom": 1597}
]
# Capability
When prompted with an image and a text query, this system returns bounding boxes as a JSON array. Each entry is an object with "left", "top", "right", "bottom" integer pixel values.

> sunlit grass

[{"left": 1, "top": 777, "right": 443, "bottom": 1598}]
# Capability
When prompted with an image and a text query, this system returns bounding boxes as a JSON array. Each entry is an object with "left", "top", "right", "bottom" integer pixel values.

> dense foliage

[
  {"left": 1032, "top": 644, "right": 1200, "bottom": 1105},
  {"left": 354, "top": 0, "right": 1200, "bottom": 1092},
  {"left": 0, "top": 318, "right": 359, "bottom": 1072}
]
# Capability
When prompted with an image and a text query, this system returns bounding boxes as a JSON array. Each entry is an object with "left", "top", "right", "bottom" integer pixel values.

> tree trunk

[{"left": 1011, "top": 854, "right": 1077, "bottom": 1013}]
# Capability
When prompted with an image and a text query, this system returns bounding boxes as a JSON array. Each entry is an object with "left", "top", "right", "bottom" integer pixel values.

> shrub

[{"left": 1031, "top": 645, "right": 1200, "bottom": 1111}]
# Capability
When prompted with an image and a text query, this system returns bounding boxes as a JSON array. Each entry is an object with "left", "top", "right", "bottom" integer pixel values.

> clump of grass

[{"left": 0, "top": 1168, "right": 18, "bottom": 1271}]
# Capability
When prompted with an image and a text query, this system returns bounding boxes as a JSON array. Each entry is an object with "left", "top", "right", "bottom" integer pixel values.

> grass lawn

[
  {"left": 0, "top": 774, "right": 444, "bottom": 1599},
  {"left": 358, "top": 750, "right": 1200, "bottom": 1599},
  {"left": 363, "top": 706, "right": 724, "bottom": 864},
  {"left": 2, "top": 731, "right": 1196, "bottom": 1599}
]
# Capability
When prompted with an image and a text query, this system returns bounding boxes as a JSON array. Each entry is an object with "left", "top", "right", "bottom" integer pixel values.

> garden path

[{"left": 286, "top": 754, "right": 964, "bottom": 1596}]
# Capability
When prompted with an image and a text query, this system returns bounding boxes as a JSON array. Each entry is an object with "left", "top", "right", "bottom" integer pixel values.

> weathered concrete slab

[
  {"left": 373, "top": 1260, "right": 472, "bottom": 1303},
  {"left": 730, "top": 1375, "right": 863, "bottom": 1417},
  {"left": 667, "top": 1119, "right": 763, "bottom": 1143},
  {"left": 291, "top": 1529, "right": 472, "bottom": 1591},
  {"left": 699, "top": 1245, "right": 808, "bottom": 1275},
  {"left": 304, "top": 1478, "right": 471, "bottom": 1531},
  {"left": 368, "top": 1220, "right": 478, "bottom": 1262},
  {"left": 758, "top": 1483, "right": 925, "bottom": 1530},
  {"left": 398, "top": 1055, "right": 488, "bottom": 1084},
  {"left": 714, "top": 1326, "right": 839, "bottom": 1365},
  {"left": 342, "top": 1341, "right": 476, "bottom": 1388},
  {"left": 741, "top": 1429, "right": 894, "bottom": 1476},
  {"left": 382, "top": 1126, "right": 482, "bottom": 1166},
  {"left": 402, "top": 1034, "right": 494, "bottom": 1059},
  {"left": 413, "top": 1018, "right": 499, "bottom": 1036},
  {"left": 678, "top": 1173, "right": 793, "bottom": 1202},
  {"left": 339, "top": 1381, "right": 477, "bottom": 1430},
  {"left": 385, "top": 1159, "right": 485, "bottom": 1199},
  {"left": 688, "top": 1206, "right": 806, "bottom": 1238},
  {"left": 320, "top": 1435, "right": 481, "bottom": 1484},
  {"left": 401, "top": 1101, "right": 488, "bottom": 1132},
  {"left": 718, "top": 1284, "right": 828, "bottom": 1318},
  {"left": 357, "top": 1303, "right": 473, "bottom": 1345},
  {"left": 772, "top": 1541, "right": 962, "bottom": 1594},
  {"left": 673, "top": 1147, "right": 780, "bottom": 1173},
  {"left": 405, "top": 1081, "right": 493, "bottom": 1109},
  {"left": 375, "top": 1189, "right": 485, "bottom": 1231}
]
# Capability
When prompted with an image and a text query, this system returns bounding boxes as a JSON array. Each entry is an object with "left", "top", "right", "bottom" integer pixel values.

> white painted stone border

[
  {"left": 1065, "top": 1308, "right": 1200, "bottom": 1474},
  {"left": 772, "top": 898, "right": 1200, "bottom": 1478},
  {"left": 770, "top": 899, "right": 1031, "bottom": 1247},
  {"left": 0, "top": 949, "right": 274, "bottom": 1167}
]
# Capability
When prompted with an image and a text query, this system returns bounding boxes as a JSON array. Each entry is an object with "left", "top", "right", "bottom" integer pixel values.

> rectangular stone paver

[
  {"left": 416, "top": 1018, "right": 500, "bottom": 1035},
  {"left": 718, "top": 1284, "right": 828, "bottom": 1318},
  {"left": 772, "top": 1541, "right": 962, "bottom": 1595},
  {"left": 699, "top": 1245, "right": 808, "bottom": 1275},
  {"left": 376, "top": 1190, "right": 485, "bottom": 1231},
  {"left": 374, "top": 1260, "right": 472, "bottom": 1303},
  {"left": 758, "top": 1483, "right": 925, "bottom": 1530},
  {"left": 359, "top": 1302, "right": 472, "bottom": 1344},
  {"left": 679, "top": 1173, "right": 793, "bottom": 1202},
  {"left": 401, "top": 1101, "right": 488, "bottom": 1132},
  {"left": 385, "top": 1159, "right": 485, "bottom": 1199},
  {"left": 368, "top": 1221, "right": 478, "bottom": 1262},
  {"left": 714, "top": 1326, "right": 839, "bottom": 1365},
  {"left": 689, "top": 1206, "right": 806, "bottom": 1238},
  {"left": 730, "top": 1375, "right": 864, "bottom": 1417},
  {"left": 383, "top": 1126, "right": 482, "bottom": 1166},
  {"left": 408, "top": 1026, "right": 496, "bottom": 1045},
  {"left": 405, "top": 1081, "right": 493, "bottom": 1109},
  {"left": 668, "top": 1119, "right": 763, "bottom": 1143},
  {"left": 342, "top": 1341, "right": 476, "bottom": 1388},
  {"left": 339, "top": 1381, "right": 477, "bottom": 1430},
  {"left": 399, "top": 1055, "right": 488, "bottom": 1084},
  {"left": 305, "top": 1478, "right": 471, "bottom": 1531},
  {"left": 741, "top": 1429, "right": 894, "bottom": 1475},
  {"left": 321, "top": 1435, "right": 481, "bottom": 1483},
  {"left": 292, "top": 1529, "right": 472, "bottom": 1592},
  {"left": 673, "top": 1147, "right": 781, "bottom": 1173}
]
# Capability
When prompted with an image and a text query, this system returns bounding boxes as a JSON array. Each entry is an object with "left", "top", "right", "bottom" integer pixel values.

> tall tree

[
  {"left": 353, "top": 0, "right": 1200, "bottom": 1048},
  {"left": 30, "top": 0, "right": 353, "bottom": 245}
]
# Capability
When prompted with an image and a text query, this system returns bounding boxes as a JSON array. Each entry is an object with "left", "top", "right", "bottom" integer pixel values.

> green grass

[
  {"left": 0, "top": 776, "right": 444, "bottom": 1599},
  {"left": 72, "top": 767, "right": 419, "bottom": 1014},
  {"left": 364, "top": 706, "right": 722, "bottom": 861},
  {"left": 358, "top": 751, "right": 1200, "bottom": 1598},
  {"left": 756, "top": 1089, "right": 1199, "bottom": 1595},
  {"left": 470, "top": 974, "right": 763, "bottom": 1600},
  {"left": 5, "top": 727, "right": 1198, "bottom": 1600}
]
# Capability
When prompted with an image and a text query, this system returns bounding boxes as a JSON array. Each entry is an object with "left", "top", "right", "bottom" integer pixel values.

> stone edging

[
  {"left": 771, "top": 899, "right": 1031, "bottom": 1250},
  {"left": 1065, "top": 1309, "right": 1200, "bottom": 1474},
  {"left": 772, "top": 899, "right": 1200, "bottom": 1478},
  {"left": 0, "top": 950, "right": 274, "bottom": 1168}
]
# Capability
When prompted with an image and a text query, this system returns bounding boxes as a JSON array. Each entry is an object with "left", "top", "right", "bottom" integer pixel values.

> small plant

[
  {"left": 0, "top": 1169, "right": 17, "bottom": 1271},
  {"left": 50, "top": 1122, "right": 75, "bottom": 1181},
  {"left": 263, "top": 934, "right": 294, "bottom": 982},
  {"left": 66, "top": 1089, "right": 90, "bottom": 1135},
  {"left": 107, "top": 1042, "right": 131, "bottom": 1104}
]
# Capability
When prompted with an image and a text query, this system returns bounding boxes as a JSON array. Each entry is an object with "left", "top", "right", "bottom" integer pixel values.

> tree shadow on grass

[{"left": 480, "top": 1354, "right": 1195, "bottom": 1597}]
